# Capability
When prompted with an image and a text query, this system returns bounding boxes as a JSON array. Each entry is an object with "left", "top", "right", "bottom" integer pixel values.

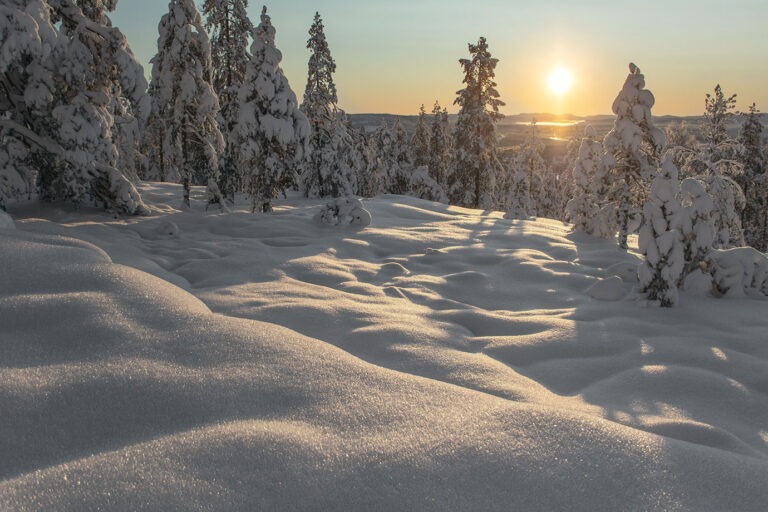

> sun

[{"left": 548, "top": 68, "right": 573, "bottom": 96}]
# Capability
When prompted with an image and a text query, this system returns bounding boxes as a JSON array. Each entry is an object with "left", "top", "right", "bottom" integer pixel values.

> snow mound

[
  {"left": 3, "top": 183, "right": 768, "bottom": 510},
  {"left": 0, "top": 210, "right": 14, "bottom": 230},
  {"left": 587, "top": 276, "right": 626, "bottom": 300}
]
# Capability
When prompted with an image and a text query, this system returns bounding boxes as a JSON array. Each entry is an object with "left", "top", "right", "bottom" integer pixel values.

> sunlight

[{"left": 547, "top": 67, "right": 573, "bottom": 96}]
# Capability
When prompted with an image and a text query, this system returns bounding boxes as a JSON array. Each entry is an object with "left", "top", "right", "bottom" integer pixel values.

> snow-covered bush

[
  {"left": 314, "top": 197, "right": 371, "bottom": 227},
  {"left": 409, "top": 166, "right": 448, "bottom": 203},
  {"left": 708, "top": 247, "right": 768, "bottom": 298}
]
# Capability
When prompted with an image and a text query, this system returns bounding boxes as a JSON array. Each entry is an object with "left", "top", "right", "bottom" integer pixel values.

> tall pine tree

[
  {"left": 202, "top": 0, "right": 253, "bottom": 201},
  {"left": 449, "top": 37, "right": 504, "bottom": 209},
  {"left": 300, "top": 12, "right": 353, "bottom": 198}
]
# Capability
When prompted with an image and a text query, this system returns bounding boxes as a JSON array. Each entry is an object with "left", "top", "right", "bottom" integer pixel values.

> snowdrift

[{"left": 1, "top": 184, "right": 767, "bottom": 511}]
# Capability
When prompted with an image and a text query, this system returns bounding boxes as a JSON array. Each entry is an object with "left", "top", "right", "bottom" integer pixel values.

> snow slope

[{"left": 2, "top": 183, "right": 767, "bottom": 511}]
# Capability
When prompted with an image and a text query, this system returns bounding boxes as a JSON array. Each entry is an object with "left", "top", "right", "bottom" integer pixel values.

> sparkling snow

[{"left": 1, "top": 183, "right": 767, "bottom": 510}]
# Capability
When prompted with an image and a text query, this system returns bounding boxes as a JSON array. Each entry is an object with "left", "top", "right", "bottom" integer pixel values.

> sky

[{"left": 111, "top": 0, "right": 768, "bottom": 116}]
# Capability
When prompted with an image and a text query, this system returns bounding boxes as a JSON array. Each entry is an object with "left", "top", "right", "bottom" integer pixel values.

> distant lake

[{"left": 513, "top": 121, "right": 585, "bottom": 127}]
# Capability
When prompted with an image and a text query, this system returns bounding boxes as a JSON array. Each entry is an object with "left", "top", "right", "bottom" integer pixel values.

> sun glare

[{"left": 548, "top": 68, "right": 573, "bottom": 96}]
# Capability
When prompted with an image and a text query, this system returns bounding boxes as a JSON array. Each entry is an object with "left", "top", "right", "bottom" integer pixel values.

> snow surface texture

[{"left": 2, "top": 184, "right": 768, "bottom": 511}]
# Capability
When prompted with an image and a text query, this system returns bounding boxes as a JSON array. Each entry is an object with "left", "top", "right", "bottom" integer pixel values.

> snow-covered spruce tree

[
  {"left": 390, "top": 119, "right": 413, "bottom": 194},
  {"left": 739, "top": 103, "right": 766, "bottom": 251},
  {"left": 367, "top": 119, "right": 394, "bottom": 195},
  {"left": 638, "top": 155, "right": 684, "bottom": 306},
  {"left": 514, "top": 120, "right": 548, "bottom": 216},
  {"left": 237, "top": 6, "right": 309, "bottom": 213},
  {"left": 503, "top": 159, "right": 532, "bottom": 220},
  {"left": 202, "top": 0, "right": 253, "bottom": 202},
  {"left": 566, "top": 125, "right": 603, "bottom": 233},
  {"left": 448, "top": 37, "right": 505, "bottom": 209},
  {"left": 411, "top": 104, "right": 431, "bottom": 168},
  {"left": 0, "top": 0, "right": 148, "bottom": 214},
  {"left": 603, "top": 63, "right": 665, "bottom": 250},
  {"left": 352, "top": 128, "right": 376, "bottom": 197},
  {"left": 146, "top": 0, "right": 224, "bottom": 208},
  {"left": 300, "top": 12, "right": 353, "bottom": 198},
  {"left": 72, "top": 0, "right": 149, "bottom": 185},
  {"left": 663, "top": 121, "right": 697, "bottom": 177},
  {"left": 428, "top": 101, "right": 451, "bottom": 190},
  {"left": 674, "top": 177, "right": 715, "bottom": 285},
  {"left": 678, "top": 85, "right": 745, "bottom": 249}
]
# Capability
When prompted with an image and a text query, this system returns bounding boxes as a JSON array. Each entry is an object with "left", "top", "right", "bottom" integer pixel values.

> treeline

[{"left": 1, "top": 2, "right": 766, "bottom": 292}]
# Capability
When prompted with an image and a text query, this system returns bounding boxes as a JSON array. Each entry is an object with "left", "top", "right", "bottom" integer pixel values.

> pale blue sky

[{"left": 112, "top": 0, "right": 768, "bottom": 115}]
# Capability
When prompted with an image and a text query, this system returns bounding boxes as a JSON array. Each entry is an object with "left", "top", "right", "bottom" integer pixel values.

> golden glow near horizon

[{"left": 547, "top": 68, "right": 574, "bottom": 97}]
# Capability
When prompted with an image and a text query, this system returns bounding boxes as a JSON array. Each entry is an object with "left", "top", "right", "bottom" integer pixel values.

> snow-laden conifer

[
  {"left": 389, "top": 119, "right": 413, "bottom": 195},
  {"left": 514, "top": 121, "right": 548, "bottom": 216},
  {"left": 603, "top": 63, "right": 665, "bottom": 250},
  {"left": 449, "top": 37, "right": 504, "bottom": 209},
  {"left": 202, "top": 0, "right": 253, "bottom": 201},
  {"left": 428, "top": 102, "right": 451, "bottom": 190},
  {"left": 1, "top": 0, "right": 148, "bottom": 214},
  {"left": 411, "top": 105, "right": 431, "bottom": 169},
  {"left": 674, "top": 177, "right": 715, "bottom": 284},
  {"left": 504, "top": 160, "right": 531, "bottom": 220},
  {"left": 146, "top": 0, "right": 224, "bottom": 208},
  {"left": 638, "top": 155, "right": 684, "bottom": 306},
  {"left": 237, "top": 6, "right": 309, "bottom": 213},
  {"left": 300, "top": 12, "right": 354, "bottom": 198},
  {"left": 566, "top": 125, "right": 603, "bottom": 233},
  {"left": 739, "top": 103, "right": 766, "bottom": 251},
  {"left": 676, "top": 85, "right": 745, "bottom": 249}
]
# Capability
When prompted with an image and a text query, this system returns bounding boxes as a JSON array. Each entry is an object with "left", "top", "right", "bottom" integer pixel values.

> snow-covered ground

[{"left": 2, "top": 183, "right": 767, "bottom": 511}]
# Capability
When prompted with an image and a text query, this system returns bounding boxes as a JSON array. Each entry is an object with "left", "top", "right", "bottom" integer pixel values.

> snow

[{"left": 2, "top": 183, "right": 768, "bottom": 510}]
